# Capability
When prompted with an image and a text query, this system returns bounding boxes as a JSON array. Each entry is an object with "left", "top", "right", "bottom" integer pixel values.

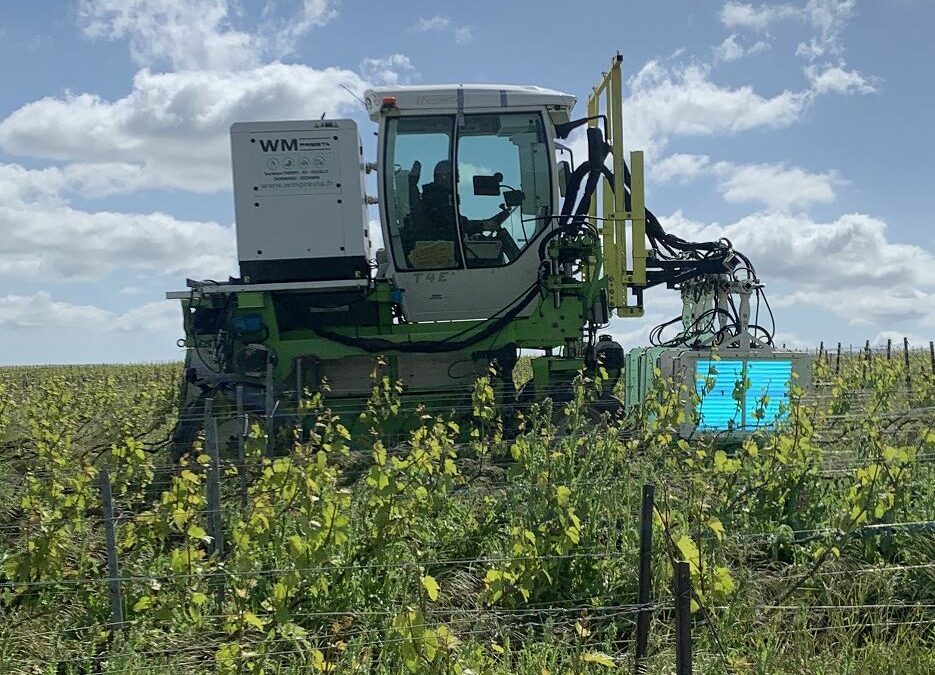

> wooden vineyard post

[
  {"left": 634, "top": 484, "right": 655, "bottom": 674},
  {"left": 930, "top": 341, "right": 935, "bottom": 377},
  {"left": 886, "top": 338, "right": 892, "bottom": 360},
  {"left": 203, "top": 397, "right": 225, "bottom": 612},
  {"left": 236, "top": 384, "right": 247, "bottom": 509},
  {"left": 673, "top": 560, "right": 692, "bottom": 675},
  {"left": 99, "top": 468, "right": 125, "bottom": 634},
  {"left": 835, "top": 342, "right": 842, "bottom": 375},
  {"left": 264, "top": 359, "right": 275, "bottom": 455},
  {"left": 203, "top": 398, "right": 223, "bottom": 559},
  {"left": 903, "top": 337, "right": 912, "bottom": 390}
]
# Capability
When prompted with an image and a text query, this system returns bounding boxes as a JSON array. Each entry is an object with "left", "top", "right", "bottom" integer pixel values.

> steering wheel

[{"left": 485, "top": 203, "right": 514, "bottom": 231}]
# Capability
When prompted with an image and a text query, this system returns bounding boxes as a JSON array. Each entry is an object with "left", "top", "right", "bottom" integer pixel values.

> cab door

[{"left": 381, "top": 110, "right": 557, "bottom": 322}]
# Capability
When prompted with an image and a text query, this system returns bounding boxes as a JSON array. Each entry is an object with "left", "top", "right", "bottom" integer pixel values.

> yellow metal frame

[{"left": 588, "top": 55, "right": 647, "bottom": 318}]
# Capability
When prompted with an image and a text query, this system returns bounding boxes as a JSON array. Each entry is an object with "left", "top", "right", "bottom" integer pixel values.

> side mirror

[
  {"left": 503, "top": 189, "right": 525, "bottom": 208},
  {"left": 557, "top": 161, "right": 570, "bottom": 197},
  {"left": 472, "top": 172, "right": 504, "bottom": 196}
]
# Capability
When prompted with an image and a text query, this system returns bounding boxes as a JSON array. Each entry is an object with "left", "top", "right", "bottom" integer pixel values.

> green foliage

[{"left": 0, "top": 353, "right": 933, "bottom": 672}]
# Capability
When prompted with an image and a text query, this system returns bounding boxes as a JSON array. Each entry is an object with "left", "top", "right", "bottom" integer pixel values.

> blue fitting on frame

[{"left": 231, "top": 313, "right": 264, "bottom": 334}]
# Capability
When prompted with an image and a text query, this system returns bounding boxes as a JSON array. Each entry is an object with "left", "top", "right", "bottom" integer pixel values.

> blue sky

[{"left": 0, "top": 0, "right": 932, "bottom": 364}]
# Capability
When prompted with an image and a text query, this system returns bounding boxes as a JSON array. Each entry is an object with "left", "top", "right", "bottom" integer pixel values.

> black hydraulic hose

[
  {"left": 312, "top": 282, "right": 541, "bottom": 354},
  {"left": 559, "top": 162, "right": 592, "bottom": 220},
  {"left": 540, "top": 140, "right": 611, "bottom": 262},
  {"left": 598, "top": 158, "right": 705, "bottom": 252},
  {"left": 537, "top": 228, "right": 564, "bottom": 262},
  {"left": 572, "top": 162, "right": 604, "bottom": 222},
  {"left": 570, "top": 135, "right": 611, "bottom": 225}
]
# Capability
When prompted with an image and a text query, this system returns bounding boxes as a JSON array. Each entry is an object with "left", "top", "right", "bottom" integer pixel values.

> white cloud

[
  {"left": 625, "top": 61, "right": 812, "bottom": 153},
  {"left": 0, "top": 162, "right": 235, "bottom": 281},
  {"left": 721, "top": 1, "right": 858, "bottom": 62},
  {"left": 114, "top": 300, "right": 182, "bottom": 333},
  {"left": 60, "top": 2, "right": 361, "bottom": 193},
  {"left": 715, "top": 35, "right": 745, "bottom": 62},
  {"left": 0, "top": 291, "right": 113, "bottom": 329},
  {"left": 0, "top": 203, "right": 236, "bottom": 281},
  {"left": 58, "top": 162, "right": 153, "bottom": 197},
  {"left": 0, "top": 292, "right": 181, "bottom": 334},
  {"left": 0, "top": 163, "right": 66, "bottom": 205},
  {"left": 805, "top": 63, "right": 876, "bottom": 94},
  {"left": 411, "top": 15, "right": 472, "bottom": 45},
  {"left": 0, "top": 293, "right": 187, "bottom": 363},
  {"left": 654, "top": 153, "right": 711, "bottom": 182},
  {"left": 454, "top": 26, "right": 474, "bottom": 45},
  {"left": 412, "top": 15, "right": 451, "bottom": 32},
  {"left": 79, "top": 0, "right": 262, "bottom": 70},
  {"left": 0, "top": 160, "right": 176, "bottom": 201},
  {"left": 637, "top": 35, "right": 860, "bottom": 211},
  {"left": 870, "top": 330, "right": 930, "bottom": 349},
  {"left": 607, "top": 313, "right": 669, "bottom": 347},
  {"left": 360, "top": 54, "right": 416, "bottom": 85},
  {"left": 654, "top": 155, "right": 841, "bottom": 210},
  {"left": 78, "top": 0, "right": 336, "bottom": 71},
  {"left": 282, "top": 0, "right": 338, "bottom": 45},
  {"left": 771, "top": 331, "right": 815, "bottom": 349},
  {"left": 0, "top": 64, "right": 365, "bottom": 192},
  {"left": 796, "top": 0, "right": 856, "bottom": 60},
  {"left": 776, "top": 288, "right": 935, "bottom": 326},
  {"left": 713, "top": 161, "right": 840, "bottom": 210},
  {"left": 661, "top": 209, "right": 935, "bottom": 325},
  {"left": 714, "top": 34, "right": 770, "bottom": 62},
  {"left": 720, "top": 2, "right": 800, "bottom": 30},
  {"left": 606, "top": 294, "right": 685, "bottom": 347}
]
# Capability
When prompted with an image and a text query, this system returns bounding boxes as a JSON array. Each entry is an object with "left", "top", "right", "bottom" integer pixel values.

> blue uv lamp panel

[{"left": 694, "top": 359, "right": 793, "bottom": 431}]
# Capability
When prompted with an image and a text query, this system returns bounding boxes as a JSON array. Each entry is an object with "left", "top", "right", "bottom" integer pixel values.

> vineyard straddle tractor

[{"left": 167, "top": 56, "right": 809, "bottom": 451}]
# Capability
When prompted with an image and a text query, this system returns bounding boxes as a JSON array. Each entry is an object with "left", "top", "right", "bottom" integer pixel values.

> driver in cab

[{"left": 419, "top": 161, "right": 520, "bottom": 262}]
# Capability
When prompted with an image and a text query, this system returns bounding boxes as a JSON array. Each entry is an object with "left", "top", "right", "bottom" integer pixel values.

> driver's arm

[{"left": 461, "top": 205, "right": 512, "bottom": 234}]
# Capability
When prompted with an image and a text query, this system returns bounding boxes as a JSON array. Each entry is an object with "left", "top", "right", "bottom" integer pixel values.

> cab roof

[{"left": 363, "top": 84, "right": 577, "bottom": 121}]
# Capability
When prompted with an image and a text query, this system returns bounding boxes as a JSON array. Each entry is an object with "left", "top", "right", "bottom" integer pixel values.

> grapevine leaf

[
  {"left": 707, "top": 517, "right": 725, "bottom": 541},
  {"left": 582, "top": 651, "right": 615, "bottom": 667},
  {"left": 675, "top": 534, "right": 701, "bottom": 575},
  {"left": 713, "top": 566, "right": 735, "bottom": 595},
  {"left": 556, "top": 485, "right": 571, "bottom": 506},
  {"left": 421, "top": 575, "right": 440, "bottom": 601},
  {"left": 187, "top": 524, "right": 208, "bottom": 541},
  {"left": 132, "top": 596, "right": 153, "bottom": 612},
  {"left": 243, "top": 611, "right": 266, "bottom": 631}
]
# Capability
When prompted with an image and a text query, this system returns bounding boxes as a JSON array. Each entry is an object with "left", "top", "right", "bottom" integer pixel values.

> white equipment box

[{"left": 230, "top": 119, "right": 371, "bottom": 283}]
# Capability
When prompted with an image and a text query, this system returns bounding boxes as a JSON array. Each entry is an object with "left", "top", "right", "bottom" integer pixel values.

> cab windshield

[{"left": 384, "top": 112, "right": 552, "bottom": 271}]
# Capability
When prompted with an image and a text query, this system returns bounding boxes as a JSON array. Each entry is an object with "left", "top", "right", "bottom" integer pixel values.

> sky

[{"left": 0, "top": 0, "right": 932, "bottom": 365}]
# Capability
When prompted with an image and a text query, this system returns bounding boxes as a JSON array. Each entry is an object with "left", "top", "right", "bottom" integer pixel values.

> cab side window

[
  {"left": 457, "top": 113, "right": 552, "bottom": 268},
  {"left": 384, "top": 117, "right": 462, "bottom": 270}
]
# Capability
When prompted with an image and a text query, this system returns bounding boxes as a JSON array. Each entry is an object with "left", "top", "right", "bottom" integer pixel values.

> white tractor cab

[{"left": 365, "top": 85, "right": 576, "bottom": 322}]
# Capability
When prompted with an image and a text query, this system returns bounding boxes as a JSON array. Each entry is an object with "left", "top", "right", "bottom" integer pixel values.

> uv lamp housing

[
  {"left": 231, "top": 119, "right": 371, "bottom": 283},
  {"left": 623, "top": 347, "right": 812, "bottom": 438}
]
